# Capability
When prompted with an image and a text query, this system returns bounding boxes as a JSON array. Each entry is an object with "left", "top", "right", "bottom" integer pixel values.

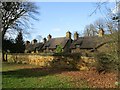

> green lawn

[{"left": 2, "top": 62, "right": 89, "bottom": 88}]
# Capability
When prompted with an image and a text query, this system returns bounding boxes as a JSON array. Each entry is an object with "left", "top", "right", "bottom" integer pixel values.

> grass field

[
  {"left": 2, "top": 62, "right": 118, "bottom": 88},
  {"left": 2, "top": 62, "right": 89, "bottom": 88}
]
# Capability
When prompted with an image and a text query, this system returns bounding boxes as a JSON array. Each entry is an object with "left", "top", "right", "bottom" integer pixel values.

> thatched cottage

[
  {"left": 25, "top": 39, "right": 44, "bottom": 53},
  {"left": 25, "top": 31, "right": 72, "bottom": 53},
  {"left": 70, "top": 28, "right": 114, "bottom": 54},
  {"left": 25, "top": 29, "right": 115, "bottom": 54},
  {"left": 42, "top": 31, "right": 72, "bottom": 53}
]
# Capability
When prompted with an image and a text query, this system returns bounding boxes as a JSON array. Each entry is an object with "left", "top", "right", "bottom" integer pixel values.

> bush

[
  {"left": 48, "top": 54, "right": 81, "bottom": 70},
  {"left": 94, "top": 52, "right": 116, "bottom": 73},
  {"left": 55, "top": 45, "right": 63, "bottom": 53}
]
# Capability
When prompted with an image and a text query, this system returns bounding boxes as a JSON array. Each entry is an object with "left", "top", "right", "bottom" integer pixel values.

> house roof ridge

[{"left": 52, "top": 37, "right": 66, "bottom": 39}]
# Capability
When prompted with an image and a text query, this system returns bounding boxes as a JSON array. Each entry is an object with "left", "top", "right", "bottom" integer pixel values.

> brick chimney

[
  {"left": 98, "top": 28, "right": 104, "bottom": 37},
  {"left": 32, "top": 39, "right": 37, "bottom": 44},
  {"left": 25, "top": 40, "right": 30, "bottom": 46},
  {"left": 74, "top": 32, "right": 79, "bottom": 40},
  {"left": 43, "top": 38, "right": 47, "bottom": 43},
  {"left": 66, "top": 31, "right": 71, "bottom": 39},
  {"left": 47, "top": 34, "right": 52, "bottom": 41}
]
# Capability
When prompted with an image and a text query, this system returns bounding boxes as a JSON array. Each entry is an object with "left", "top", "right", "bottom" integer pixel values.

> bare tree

[
  {"left": 0, "top": 2, "right": 39, "bottom": 40},
  {"left": 84, "top": 24, "right": 97, "bottom": 36},
  {"left": 90, "top": 1, "right": 120, "bottom": 71},
  {"left": 106, "top": 21, "right": 118, "bottom": 34},
  {"left": 0, "top": 2, "right": 39, "bottom": 61},
  {"left": 93, "top": 18, "right": 106, "bottom": 30}
]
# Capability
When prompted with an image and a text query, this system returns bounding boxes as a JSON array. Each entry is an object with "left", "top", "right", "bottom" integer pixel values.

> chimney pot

[
  {"left": 32, "top": 39, "right": 37, "bottom": 44},
  {"left": 47, "top": 34, "right": 52, "bottom": 40},
  {"left": 98, "top": 28, "right": 104, "bottom": 37},
  {"left": 43, "top": 38, "right": 47, "bottom": 43},
  {"left": 74, "top": 32, "right": 79, "bottom": 40},
  {"left": 66, "top": 31, "right": 71, "bottom": 39},
  {"left": 25, "top": 40, "right": 30, "bottom": 46}
]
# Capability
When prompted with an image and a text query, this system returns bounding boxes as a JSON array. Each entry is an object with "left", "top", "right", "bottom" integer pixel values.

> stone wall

[{"left": 7, "top": 53, "right": 96, "bottom": 70}]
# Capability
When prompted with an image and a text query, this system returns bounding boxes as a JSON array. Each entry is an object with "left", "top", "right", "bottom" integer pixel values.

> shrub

[
  {"left": 55, "top": 45, "right": 63, "bottom": 53},
  {"left": 94, "top": 52, "right": 116, "bottom": 73},
  {"left": 49, "top": 54, "right": 81, "bottom": 70}
]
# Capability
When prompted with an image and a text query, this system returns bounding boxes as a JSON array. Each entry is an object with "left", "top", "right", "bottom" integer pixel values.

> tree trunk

[
  {"left": 2, "top": 34, "right": 4, "bottom": 61},
  {"left": 6, "top": 53, "right": 7, "bottom": 61},
  {"left": 2, "top": 52, "right": 6, "bottom": 61},
  {"left": 2, "top": 33, "right": 7, "bottom": 62}
]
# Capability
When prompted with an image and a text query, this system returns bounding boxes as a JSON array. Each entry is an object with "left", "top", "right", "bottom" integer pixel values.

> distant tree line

[
  {"left": 83, "top": 18, "right": 118, "bottom": 37},
  {"left": 3, "top": 31, "right": 25, "bottom": 53}
]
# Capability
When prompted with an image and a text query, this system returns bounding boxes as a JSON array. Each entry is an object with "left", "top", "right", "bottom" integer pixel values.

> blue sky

[{"left": 26, "top": 2, "right": 115, "bottom": 41}]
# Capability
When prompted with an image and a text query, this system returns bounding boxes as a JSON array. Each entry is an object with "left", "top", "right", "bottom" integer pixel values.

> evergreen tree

[
  {"left": 3, "top": 38, "right": 16, "bottom": 53},
  {"left": 2, "top": 38, "right": 16, "bottom": 61},
  {"left": 15, "top": 31, "right": 25, "bottom": 53}
]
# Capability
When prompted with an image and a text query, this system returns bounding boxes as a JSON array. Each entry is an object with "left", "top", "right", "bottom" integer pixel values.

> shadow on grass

[
  {"left": 2, "top": 53, "right": 81, "bottom": 78},
  {"left": 2, "top": 67, "right": 77, "bottom": 78}
]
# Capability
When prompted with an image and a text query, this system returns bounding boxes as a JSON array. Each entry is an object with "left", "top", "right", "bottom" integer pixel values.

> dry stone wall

[{"left": 7, "top": 53, "right": 96, "bottom": 70}]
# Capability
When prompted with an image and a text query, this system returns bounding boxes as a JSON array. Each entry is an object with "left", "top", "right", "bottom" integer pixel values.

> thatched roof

[
  {"left": 70, "top": 35, "right": 113, "bottom": 49},
  {"left": 25, "top": 43, "right": 44, "bottom": 52},
  {"left": 42, "top": 37, "right": 70, "bottom": 49}
]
